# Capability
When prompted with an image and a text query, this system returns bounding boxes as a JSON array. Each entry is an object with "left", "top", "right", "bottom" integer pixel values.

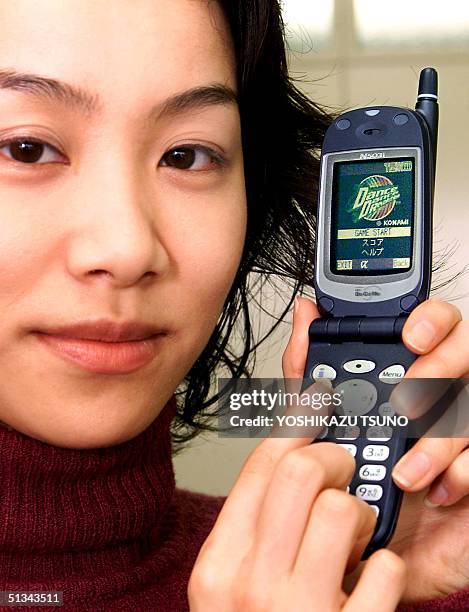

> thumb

[{"left": 282, "top": 296, "right": 321, "bottom": 379}]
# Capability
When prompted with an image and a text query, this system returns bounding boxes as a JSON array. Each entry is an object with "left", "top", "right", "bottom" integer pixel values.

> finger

[
  {"left": 424, "top": 446, "right": 469, "bottom": 507},
  {"left": 405, "top": 320, "right": 469, "bottom": 378},
  {"left": 291, "top": 488, "right": 377, "bottom": 606},
  {"left": 402, "top": 298, "right": 462, "bottom": 356},
  {"left": 268, "top": 376, "right": 334, "bottom": 440},
  {"left": 392, "top": 437, "right": 469, "bottom": 491},
  {"left": 211, "top": 296, "right": 325, "bottom": 545},
  {"left": 204, "top": 412, "right": 336, "bottom": 552},
  {"left": 389, "top": 377, "right": 452, "bottom": 420},
  {"left": 282, "top": 296, "right": 321, "bottom": 380},
  {"left": 343, "top": 549, "right": 407, "bottom": 612},
  {"left": 278, "top": 294, "right": 332, "bottom": 438},
  {"left": 247, "top": 442, "right": 356, "bottom": 581}
]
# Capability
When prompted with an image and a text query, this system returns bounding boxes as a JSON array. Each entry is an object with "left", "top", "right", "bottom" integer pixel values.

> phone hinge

[{"left": 308, "top": 315, "right": 409, "bottom": 344}]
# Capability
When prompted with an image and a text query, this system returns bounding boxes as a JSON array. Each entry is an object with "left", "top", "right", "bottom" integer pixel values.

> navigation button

[
  {"left": 343, "top": 359, "right": 376, "bottom": 374},
  {"left": 335, "top": 379, "right": 377, "bottom": 416}
]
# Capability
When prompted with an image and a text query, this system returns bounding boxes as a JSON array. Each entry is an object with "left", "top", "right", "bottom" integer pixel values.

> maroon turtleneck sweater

[
  {"left": 0, "top": 396, "right": 225, "bottom": 610},
  {"left": 0, "top": 395, "right": 467, "bottom": 611}
]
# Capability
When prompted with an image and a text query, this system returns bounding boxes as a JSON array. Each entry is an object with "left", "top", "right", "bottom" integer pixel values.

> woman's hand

[
  {"left": 188, "top": 296, "right": 407, "bottom": 611},
  {"left": 383, "top": 298, "right": 469, "bottom": 603},
  {"left": 288, "top": 296, "right": 469, "bottom": 604},
  {"left": 188, "top": 439, "right": 406, "bottom": 611},
  {"left": 391, "top": 298, "right": 469, "bottom": 509}
]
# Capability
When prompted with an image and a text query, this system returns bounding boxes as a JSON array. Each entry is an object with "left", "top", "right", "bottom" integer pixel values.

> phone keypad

[
  {"left": 362, "top": 444, "right": 390, "bottom": 461},
  {"left": 359, "top": 464, "right": 387, "bottom": 481},
  {"left": 338, "top": 443, "right": 357, "bottom": 457},
  {"left": 366, "top": 425, "right": 393, "bottom": 441},
  {"left": 355, "top": 484, "right": 383, "bottom": 502},
  {"left": 334, "top": 425, "right": 360, "bottom": 440},
  {"left": 308, "top": 349, "right": 411, "bottom": 545}
]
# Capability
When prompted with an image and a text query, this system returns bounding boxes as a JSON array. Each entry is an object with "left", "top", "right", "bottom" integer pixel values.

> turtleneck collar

[{"left": 0, "top": 395, "right": 177, "bottom": 583}]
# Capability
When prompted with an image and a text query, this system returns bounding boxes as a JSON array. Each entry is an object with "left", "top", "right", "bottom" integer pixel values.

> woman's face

[{"left": 0, "top": 0, "right": 246, "bottom": 448}]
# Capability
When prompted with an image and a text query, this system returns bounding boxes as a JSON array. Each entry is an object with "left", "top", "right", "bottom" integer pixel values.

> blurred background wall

[{"left": 174, "top": 0, "right": 469, "bottom": 496}]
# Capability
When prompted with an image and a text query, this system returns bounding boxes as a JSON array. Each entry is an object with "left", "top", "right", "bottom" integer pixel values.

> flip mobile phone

[{"left": 301, "top": 68, "right": 438, "bottom": 558}]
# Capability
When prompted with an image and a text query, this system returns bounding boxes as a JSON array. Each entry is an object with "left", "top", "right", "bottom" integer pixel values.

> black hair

[
  {"left": 171, "top": 0, "right": 335, "bottom": 449},
  {"left": 171, "top": 0, "right": 467, "bottom": 450}
]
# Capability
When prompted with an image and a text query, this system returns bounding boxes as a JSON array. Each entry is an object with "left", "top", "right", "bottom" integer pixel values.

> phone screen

[{"left": 330, "top": 158, "right": 415, "bottom": 275}]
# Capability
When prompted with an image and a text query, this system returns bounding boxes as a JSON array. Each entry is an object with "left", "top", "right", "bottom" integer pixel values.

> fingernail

[
  {"left": 424, "top": 483, "right": 449, "bottom": 508},
  {"left": 406, "top": 320, "right": 436, "bottom": 352},
  {"left": 294, "top": 296, "right": 300, "bottom": 314},
  {"left": 392, "top": 451, "right": 432, "bottom": 487},
  {"left": 315, "top": 377, "right": 332, "bottom": 392}
]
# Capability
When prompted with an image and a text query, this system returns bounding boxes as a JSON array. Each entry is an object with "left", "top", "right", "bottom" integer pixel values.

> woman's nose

[{"left": 65, "top": 155, "right": 170, "bottom": 289}]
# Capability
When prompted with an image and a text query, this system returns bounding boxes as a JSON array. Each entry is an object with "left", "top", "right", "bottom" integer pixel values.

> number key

[
  {"left": 359, "top": 464, "right": 387, "bottom": 481},
  {"left": 355, "top": 484, "right": 383, "bottom": 501},
  {"left": 362, "top": 444, "right": 390, "bottom": 461}
]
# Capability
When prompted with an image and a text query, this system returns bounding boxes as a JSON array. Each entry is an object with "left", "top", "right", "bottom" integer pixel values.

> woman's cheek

[
  {"left": 0, "top": 199, "right": 49, "bottom": 315},
  {"left": 173, "top": 190, "right": 246, "bottom": 357}
]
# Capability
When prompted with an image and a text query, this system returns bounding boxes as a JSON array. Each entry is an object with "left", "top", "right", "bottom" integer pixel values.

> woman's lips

[{"left": 33, "top": 332, "right": 165, "bottom": 374}]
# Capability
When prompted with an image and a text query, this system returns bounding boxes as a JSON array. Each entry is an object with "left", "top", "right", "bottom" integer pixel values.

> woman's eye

[
  {"left": 159, "top": 145, "right": 224, "bottom": 171},
  {"left": 0, "top": 138, "right": 64, "bottom": 164}
]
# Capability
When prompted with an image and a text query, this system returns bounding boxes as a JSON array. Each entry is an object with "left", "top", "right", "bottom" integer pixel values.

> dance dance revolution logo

[{"left": 351, "top": 175, "right": 400, "bottom": 222}]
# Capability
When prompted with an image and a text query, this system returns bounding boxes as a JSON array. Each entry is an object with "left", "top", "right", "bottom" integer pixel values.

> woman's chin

[{"left": 0, "top": 410, "right": 154, "bottom": 449}]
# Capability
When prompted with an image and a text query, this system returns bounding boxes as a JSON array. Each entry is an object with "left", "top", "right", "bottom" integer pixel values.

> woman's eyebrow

[
  {"left": 0, "top": 68, "right": 238, "bottom": 119},
  {"left": 155, "top": 83, "right": 238, "bottom": 121},
  {"left": 0, "top": 68, "right": 101, "bottom": 115}
]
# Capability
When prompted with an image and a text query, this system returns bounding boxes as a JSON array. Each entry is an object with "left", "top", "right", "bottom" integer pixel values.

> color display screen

[{"left": 330, "top": 158, "right": 414, "bottom": 275}]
